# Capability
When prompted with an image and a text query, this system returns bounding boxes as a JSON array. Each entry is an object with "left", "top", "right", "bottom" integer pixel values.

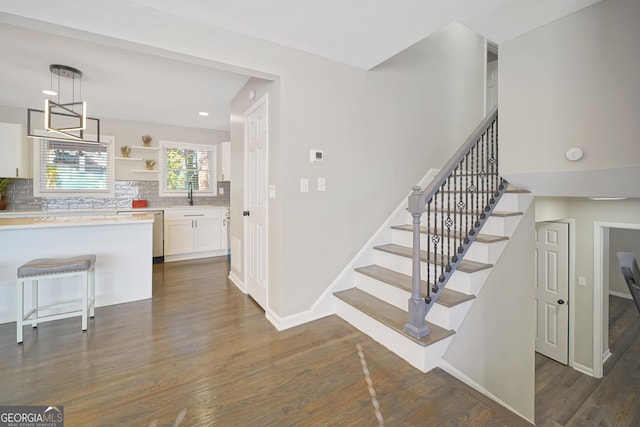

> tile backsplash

[{"left": 1, "top": 178, "right": 230, "bottom": 212}]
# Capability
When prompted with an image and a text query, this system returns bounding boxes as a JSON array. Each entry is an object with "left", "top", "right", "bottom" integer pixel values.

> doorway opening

[{"left": 593, "top": 221, "right": 640, "bottom": 378}]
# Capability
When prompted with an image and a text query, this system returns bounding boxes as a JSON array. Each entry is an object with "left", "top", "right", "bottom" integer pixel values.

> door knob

[
  {"left": 557, "top": 299, "right": 565, "bottom": 305},
  {"left": 243, "top": 211, "right": 250, "bottom": 216}
]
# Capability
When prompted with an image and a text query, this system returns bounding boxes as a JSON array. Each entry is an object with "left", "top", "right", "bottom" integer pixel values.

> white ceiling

[{"left": 0, "top": 0, "right": 600, "bottom": 131}]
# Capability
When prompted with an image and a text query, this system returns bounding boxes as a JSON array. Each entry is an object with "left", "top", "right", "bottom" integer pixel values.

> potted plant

[{"left": 0, "top": 178, "right": 14, "bottom": 210}]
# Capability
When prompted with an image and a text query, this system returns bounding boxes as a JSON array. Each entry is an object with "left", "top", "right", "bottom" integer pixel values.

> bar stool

[{"left": 16, "top": 255, "right": 97, "bottom": 344}]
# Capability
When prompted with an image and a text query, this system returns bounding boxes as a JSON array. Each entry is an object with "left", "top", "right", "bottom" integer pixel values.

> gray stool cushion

[{"left": 17, "top": 255, "right": 97, "bottom": 278}]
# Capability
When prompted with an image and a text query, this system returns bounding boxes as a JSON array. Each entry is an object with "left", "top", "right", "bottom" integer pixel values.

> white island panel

[{"left": 0, "top": 215, "right": 153, "bottom": 325}]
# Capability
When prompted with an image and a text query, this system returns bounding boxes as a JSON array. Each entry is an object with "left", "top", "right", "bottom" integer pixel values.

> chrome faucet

[{"left": 187, "top": 181, "right": 193, "bottom": 206}]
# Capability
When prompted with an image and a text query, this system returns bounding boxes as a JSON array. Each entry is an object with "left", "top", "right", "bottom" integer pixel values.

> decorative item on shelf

[
  {"left": 142, "top": 134, "right": 152, "bottom": 147},
  {"left": 0, "top": 178, "right": 14, "bottom": 211},
  {"left": 121, "top": 146, "right": 131, "bottom": 158},
  {"left": 145, "top": 159, "right": 156, "bottom": 170}
]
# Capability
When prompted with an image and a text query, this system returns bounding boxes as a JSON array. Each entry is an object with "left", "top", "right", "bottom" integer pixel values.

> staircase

[
  {"left": 333, "top": 188, "right": 532, "bottom": 372},
  {"left": 331, "top": 107, "right": 534, "bottom": 372}
]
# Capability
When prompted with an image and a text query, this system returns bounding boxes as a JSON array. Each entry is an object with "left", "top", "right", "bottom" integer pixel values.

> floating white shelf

[
  {"left": 132, "top": 169, "right": 159, "bottom": 173},
  {"left": 132, "top": 146, "right": 159, "bottom": 151},
  {"left": 116, "top": 157, "right": 143, "bottom": 161}
]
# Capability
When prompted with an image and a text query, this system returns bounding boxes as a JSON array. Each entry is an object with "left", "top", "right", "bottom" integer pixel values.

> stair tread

[
  {"left": 374, "top": 243, "right": 493, "bottom": 273},
  {"left": 354, "top": 264, "right": 475, "bottom": 307},
  {"left": 390, "top": 224, "right": 508, "bottom": 244},
  {"left": 334, "top": 287, "right": 455, "bottom": 347}
]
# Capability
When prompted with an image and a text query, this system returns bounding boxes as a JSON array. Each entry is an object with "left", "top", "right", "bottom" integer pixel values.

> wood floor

[
  {"left": 535, "top": 295, "right": 640, "bottom": 426},
  {"left": 0, "top": 257, "right": 529, "bottom": 426}
]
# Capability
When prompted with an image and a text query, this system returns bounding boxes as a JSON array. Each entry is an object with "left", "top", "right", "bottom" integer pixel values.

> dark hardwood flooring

[
  {"left": 535, "top": 295, "right": 640, "bottom": 426},
  {"left": 0, "top": 257, "right": 529, "bottom": 426}
]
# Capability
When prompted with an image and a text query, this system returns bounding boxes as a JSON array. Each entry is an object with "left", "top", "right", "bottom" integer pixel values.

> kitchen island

[{"left": 0, "top": 213, "right": 153, "bottom": 325}]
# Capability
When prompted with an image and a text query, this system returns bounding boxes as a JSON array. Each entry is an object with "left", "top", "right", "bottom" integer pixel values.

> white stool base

[{"left": 17, "top": 265, "right": 96, "bottom": 344}]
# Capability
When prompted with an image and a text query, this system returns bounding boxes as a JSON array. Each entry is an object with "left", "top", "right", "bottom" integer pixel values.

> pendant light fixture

[{"left": 27, "top": 64, "right": 100, "bottom": 142}]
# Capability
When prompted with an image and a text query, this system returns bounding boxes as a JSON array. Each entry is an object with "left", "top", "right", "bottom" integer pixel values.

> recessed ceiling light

[
  {"left": 198, "top": 111, "right": 209, "bottom": 116},
  {"left": 42, "top": 89, "right": 57, "bottom": 96}
]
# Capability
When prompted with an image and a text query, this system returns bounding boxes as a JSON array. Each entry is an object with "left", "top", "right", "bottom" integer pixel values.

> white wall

[
  {"left": 500, "top": 0, "right": 640, "bottom": 198},
  {"left": 227, "top": 23, "right": 487, "bottom": 318},
  {"left": 0, "top": 6, "right": 486, "bottom": 320},
  {"left": 534, "top": 197, "right": 570, "bottom": 222},
  {"left": 443, "top": 206, "right": 536, "bottom": 423}
]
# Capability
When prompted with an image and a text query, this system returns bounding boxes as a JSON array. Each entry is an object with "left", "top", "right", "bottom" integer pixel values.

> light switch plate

[
  {"left": 317, "top": 177, "right": 326, "bottom": 192},
  {"left": 578, "top": 276, "right": 587, "bottom": 286},
  {"left": 300, "top": 178, "right": 309, "bottom": 193},
  {"left": 268, "top": 185, "right": 276, "bottom": 199}
]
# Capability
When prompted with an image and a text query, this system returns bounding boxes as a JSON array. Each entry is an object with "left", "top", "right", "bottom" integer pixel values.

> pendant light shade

[{"left": 28, "top": 64, "right": 100, "bottom": 142}]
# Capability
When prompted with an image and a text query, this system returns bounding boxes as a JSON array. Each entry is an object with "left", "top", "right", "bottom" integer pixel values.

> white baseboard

[
  {"left": 572, "top": 361, "right": 595, "bottom": 377},
  {"left": 609, "top": 290, "right": 633, "bottom": 300},
  {"left": 439, "top": 360, "right": 533, "bottom": 424},
  {"left": 265, "top": 307, "right": 334, "bottom": 331},
  {"left": 228, "top": 271, "right": 247, "bottom": 294},
  {"left": 602, "top": 348, "right": 612, "bottom": 364},
  {"left": 164, "top": 249, "right": 227, "bottom": 263}
]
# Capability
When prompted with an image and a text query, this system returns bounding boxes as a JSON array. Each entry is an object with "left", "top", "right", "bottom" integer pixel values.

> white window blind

[
  {"left": 37, "top": 137, "right": 113, "bottom": 195},
  {"left": 160, "top": 141, "right": 216, "bottom": 194}
]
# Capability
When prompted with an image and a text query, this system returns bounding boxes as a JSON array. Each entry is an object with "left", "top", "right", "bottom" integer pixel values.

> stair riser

[
  {"left": 373, "top": 250, "right": 488, "bottom": 295},
  {"left": 335, "top": 298, "right": 453, "bottom": 373},
  {"left": 390, "top": 229, "right": 507, "bottom": 264},
  {"left": 355, "top": 273, "right": 464, "bottom": 331},
  {"left": 478, "top": 215, "right": 521, "bottom": 237},
  {"left": 427, "top": 300, "right": 474, "bottom": 330},
  {"left": 356, "top": 274, "right": 410, "bottom": 312},
  {"left": 404, "top": 213, "right": 510, "bottom": 236},
  {"left": 496, "top": 192, "right": 533, "bottom": 212}
]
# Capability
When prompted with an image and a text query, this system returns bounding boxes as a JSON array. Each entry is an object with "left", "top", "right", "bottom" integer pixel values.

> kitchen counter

[
  {"left": 0, "top": 213, "right": 154, "bottom": 325},
  {"left": 0, "top": 212, "right": 154, "bottom": 229}
]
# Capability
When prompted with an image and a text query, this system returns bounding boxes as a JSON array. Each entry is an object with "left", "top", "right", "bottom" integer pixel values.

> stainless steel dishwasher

[{"left": 117, "top": 210, "right": 164, "bottom": 263}]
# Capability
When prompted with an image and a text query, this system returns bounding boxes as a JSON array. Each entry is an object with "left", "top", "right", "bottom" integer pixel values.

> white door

[
  {"left": 535, "top": 222, "right": 569, "bottom": 364},
  {"left": 244, "top": 95, "right": 268, "bottom": 309}
]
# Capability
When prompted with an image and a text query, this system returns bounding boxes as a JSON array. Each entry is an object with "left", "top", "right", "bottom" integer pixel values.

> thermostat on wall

[{"left": 310, "top": 149, "right": 324, "bottom": 163}]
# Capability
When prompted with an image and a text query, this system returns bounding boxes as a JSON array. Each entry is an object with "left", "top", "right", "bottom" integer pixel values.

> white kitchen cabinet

[
  {"left": 164, "top": 208, "right": 227, "bottom": 261},
  {"left": 164, "top": 218, "right": 194, "bottom": 255},
  {"left": 0, "top": 122, "right": 31, "bottom": 178},
  {"left": 218, "top": 141, "right": 231, "bottom": 181}
]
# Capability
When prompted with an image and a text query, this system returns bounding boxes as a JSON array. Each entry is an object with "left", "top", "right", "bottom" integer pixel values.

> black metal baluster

[
  {"left": 432, "top": 189, "right": 440, "bottom": 296},
  {"left": 471, "top": 139, "right": 480, "bottom": 232},
  {"left": 426, "top": 195, "right": 431, "bottom": 303},
  {"left": 446, "top": 176, "right": 452, "bottom": 268},
  {"left": 457, "top": 161, "right": 464, "bottom": 256}
]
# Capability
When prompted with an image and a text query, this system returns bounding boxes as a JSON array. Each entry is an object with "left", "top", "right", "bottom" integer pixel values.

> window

[
  {"left": 160, "top": 141, "right": 216, "bottom": 196},
  {"left": 34, "top": 135, "right": 114, "bottom": 197}
]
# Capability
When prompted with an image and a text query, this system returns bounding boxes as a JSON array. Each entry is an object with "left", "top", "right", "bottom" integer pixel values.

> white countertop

[
  {"left": 0, "top": 213, "right": 154, "bottom": 230},
  {"left": 0, "top": 205, "right": 228, "bottom": 218}
]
